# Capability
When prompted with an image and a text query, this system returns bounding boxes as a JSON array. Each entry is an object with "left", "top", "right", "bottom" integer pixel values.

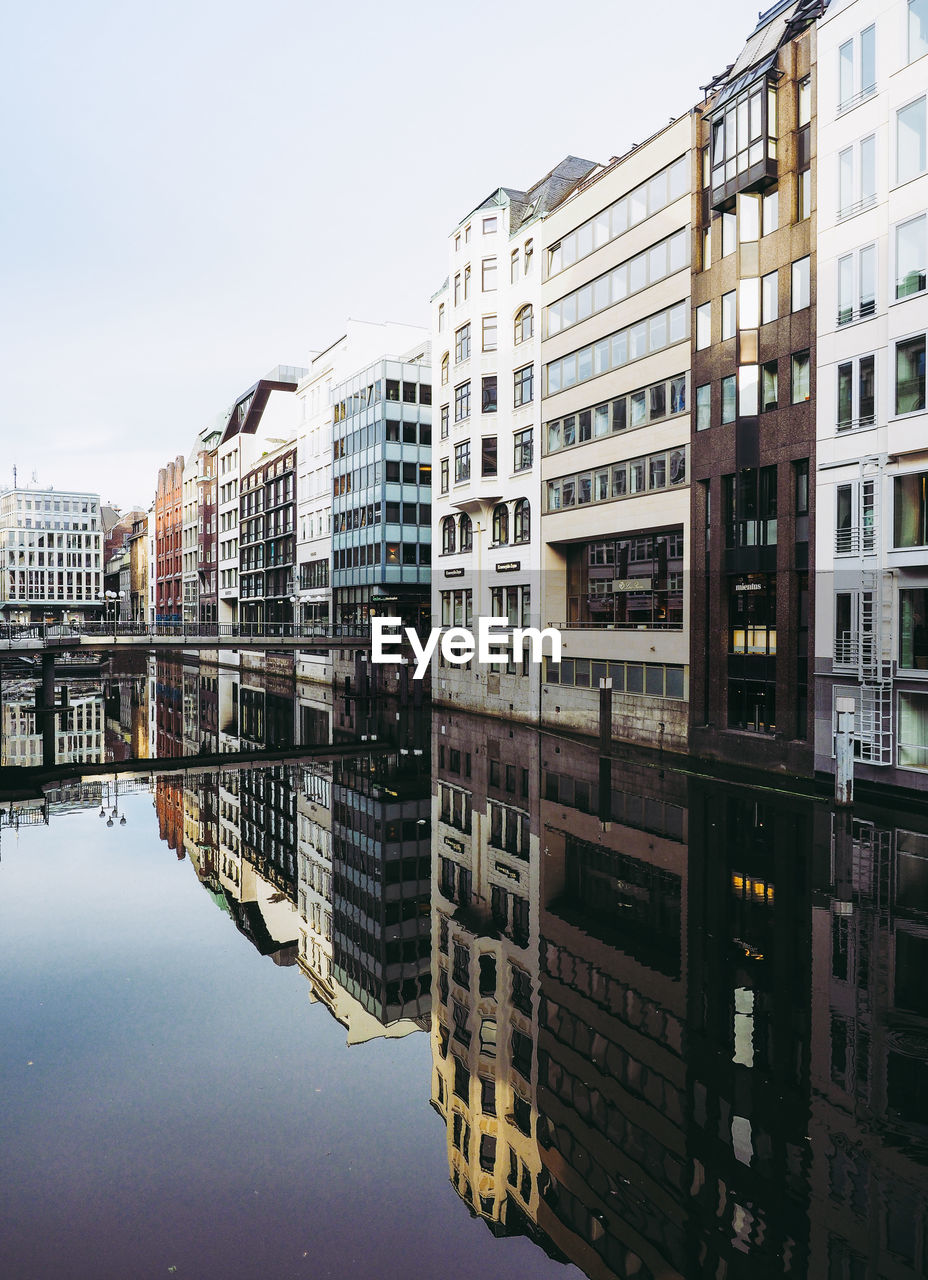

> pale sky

[{"left": 1, "top": 0, "right": 761, "bottom": 511}]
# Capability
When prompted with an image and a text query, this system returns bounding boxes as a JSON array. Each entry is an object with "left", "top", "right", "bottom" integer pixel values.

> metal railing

[{"left": 0, "top": 620, "right": 371, "bottom": 644}]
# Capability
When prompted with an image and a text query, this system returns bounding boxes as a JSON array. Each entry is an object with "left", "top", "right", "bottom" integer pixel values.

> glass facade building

[{"left": 332, "top": 356, "right": 432, "bottom": 629}]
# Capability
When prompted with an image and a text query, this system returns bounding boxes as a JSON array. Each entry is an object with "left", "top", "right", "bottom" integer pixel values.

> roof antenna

[{"left": 12, "top": 465, "right": 16, "bottom": 490}]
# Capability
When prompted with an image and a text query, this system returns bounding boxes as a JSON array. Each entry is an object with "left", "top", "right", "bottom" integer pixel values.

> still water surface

[{"left": 1, "top": 654, "right": 927, "bottom": 1279}]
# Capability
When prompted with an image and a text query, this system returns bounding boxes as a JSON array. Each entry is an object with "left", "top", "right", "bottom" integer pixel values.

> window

[
  {"left": 440, "top": 590, "right": 473, "bottom": 629},
  {"left": 523, "top": 239, "right": 533, "bottom": 273},
  {"left": 455, "top": 324, "right": 471, "bottom": 363},
  {"left": 514, "top": 305, "right": 533, "bottom": 344},
  {"left": 839, "top": 136, "right": 876, "bottom": 217},
  {"left": 762, "top": 270, "right": 778, "bottom": 324},
  {"left": 440, "top": 404, "right": 449, "bottom": 439},
  {"left": 722, "top": 291, "right": 736, "bottom": 339},
  {"left": 510, "top": 250, "right": 519, "bottom": 284},
  {"left": 837, "top": 355, "right": 875, "bottom": 430},
  {"left": 514, "top": 365, "right": 533, "bottom": 407},
  {"left": 482, "top": 315, "right": 497, "bottom": 351},
  {"left": 763, "top": 188, "right": 779, "bottom": 234},
  {"left": 895, "top": 471, "right": 928, "bottom": 547},
  {"left": 546, "top": 228, "right": 688, "bottom": 336},
  {"left": 438, "top": 302, "right": 445, "bottom": 332},
  {"left": 839, "top": 25, "right": 876, "bottom": 111},
  {"left": 696, "top": 302, "right": 711, "bottom": 350},
  {"left": 454, "top": 273, "right": 461, "bottom": 305},
  {"left": 709, "top": 76, "right": 776, "bottom": 193},
  {"left": 492, "top": 504, "right": 509, "bottom": 545},
  {"left": 454, "top": 381, "right": 471, "bottom": 422},
  {"left": 798, "top": 77, "right": 812, "bottom": 219},
  {"left": 545, "top": 155, "right": 687, "bottom": 276},
  {"left": 898, "top": 98, "right": 927, "bottom": 184},
  {"left": 483, "top": 216, "right": 497, "bottom": 234},
  {"left": 546, "top": 302, "right": 687, "bottom": 394},
  {"left": 696, "top": 383, "right": 711, "bottom": 430},
  {"left": 900, "top": 588, "right": 928, "bottom": 667},
  {"left": 910, "top": 0, "right": 928, "bottom": 62},
  {"left": 513, "top": 499, "right": 530, "bottom": 543},
  {"left": 837, "top": 243, "right": 877, "bottom": 323},
  {"left": 481, "top": 436, "right": 497, "bottom": 477},
  {"left": 482, "top": 258, "right": 497, "bottom": 291},
  {"left": 464, "top": 263, "right": 471, "bottom": 298},
  {"left": 459, "top": 513, "right": 472, "bottom": 552},
  {"left": 722, "top": 210, "right": 737, "bottom": 257},
  {"left": 896, "top": 216, "right": 927, "bottom": 299},
  {"left": 792, "top": 351, "right": 811, "bottom": 403},
  {"left": 762, "top": 360, "right": 778, "bottom": 411},
  {"left": 441, "top": 516, "right": 456, "bottom": 555},
  {"left": 441, "top": 352, "right": 449, "bottom": 385},
  {"left": 482, "top": 376, "right": 497, "bottom": 415},
  {"left": 722, "top": 375, "right": 736, "bottom": 424},
  {"left": 513, "top": 427, "right": 533, "bottom": 471},
  {"left": 702, "top": 225, "right": 712, "bottom": 270},
  {"left": 900, "top": 690, "right": 928, "bottom": 769},
  {"left": 454, "top": 441, "right": 471, "bottom": 484},
  {"left": 791, "top": 257, "right": 810, "bottom": 311},
  {"left": 440, "top": 458, "right": 449, "bottom": 493},
  {"left": 896, "top": 335, "right": 926, "bottom": 414}
]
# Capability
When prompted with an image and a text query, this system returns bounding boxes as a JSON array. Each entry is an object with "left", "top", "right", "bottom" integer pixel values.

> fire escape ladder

[{"left": 855, "top": 458, "right": 893, "bottom": 766}]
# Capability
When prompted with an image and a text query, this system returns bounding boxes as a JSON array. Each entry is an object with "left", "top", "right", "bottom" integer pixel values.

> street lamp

[
  {"left": 103, "top": 590, "right": 124, "bottom": 640},
  {"left": 289, "top": 594, "right": 299, "bottom": 637}
]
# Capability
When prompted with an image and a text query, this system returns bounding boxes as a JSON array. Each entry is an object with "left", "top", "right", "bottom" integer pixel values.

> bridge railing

[{"left": 0, "top": 621, "right": 372, "bottom": 644}]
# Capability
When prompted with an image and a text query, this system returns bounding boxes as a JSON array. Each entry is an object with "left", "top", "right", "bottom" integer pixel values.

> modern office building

[
  {"left": 238, "top": 438, "right": 297, "bottom": 632},
  {"left": 295, "top": 321, "right": 427, "bottom": 636},
  {"left": 331, "top": 347, "right": 432, "bottom": 632},
  {"left": 0, "top": 486, "right": 103, "bottom": 623},
  {"left": 689, "top": 0, "right": 825, "bottom": 772},
  {"left": 539, "top": 117, "right": 693, "bottom": 751},
  {"left": 431, "top": 157, "right": 597, "bottom": 720},
  {"left": 216, "top": 367, "right": 305, "bottom": 628},
  {"left": 814, "top": 0, "right": 928, "bottom": 789}
]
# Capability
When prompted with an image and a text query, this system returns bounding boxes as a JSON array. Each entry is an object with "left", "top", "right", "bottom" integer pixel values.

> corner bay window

[
  {"left": 564, "top": 530, "right": 683, "bottom": 629},
  {"left": 709, "top": 74, "right": 777, "bottom": 201}
]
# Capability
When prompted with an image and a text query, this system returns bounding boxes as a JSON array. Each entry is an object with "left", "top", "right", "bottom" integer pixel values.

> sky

[{"left": 1, "top": 0, "right": 763, "bottom": 511}]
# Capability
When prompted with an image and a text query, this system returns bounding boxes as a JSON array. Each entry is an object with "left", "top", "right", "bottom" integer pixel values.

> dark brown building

[
  {"left": 196, "top": 447, "right": 218, "bottom": 624},
  {"left": 239, "top": 441, "right": 297, "bottom": 631},
  {"left": 689, "top": 0, "right": 824, "bottom": 773}
]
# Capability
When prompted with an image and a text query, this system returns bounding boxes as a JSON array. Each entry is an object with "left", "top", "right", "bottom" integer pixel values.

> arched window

[
  {"left": 492, "top": 503, "right": 509, "bottom": 545},
  {"left": 442, "top": 515, "right": 456, "bottom": 554},
  {"left": 441, "top": 352, "right": 449, "bottom": 385},
  {"left": 513, "top": 498, "right": 530, "bottom": 544},
  {"left": 459, "top": 512, "right": 473, "bottom": 552},
  {"left": 514, "top": 304, "right": 533, "bottom": 344}
]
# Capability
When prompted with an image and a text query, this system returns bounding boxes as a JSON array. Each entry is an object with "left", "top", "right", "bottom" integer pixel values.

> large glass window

[
  {"left": 837, "top": 355, "right": 875, "bottom": 430},
  {"left": 724, "top": 466, "right": 777, "bottom": 549},
  {"left": 546, "top": 302, "right": 687, "bottom": 394},
  {"left": 791, "top": 257, "right": 810, "bottom": 311},
  {"left": 895, "top": 471, "right": 928, "bottom": 547},
  {"left": 896, "top": 336, "right": 926, "bottom": 414},
  {"left": 762, "top": 271, "right": 778, "bottom": 324},
  {"left": 897, "top": 215, "right": 927, "bottom": 298},
  {"left": 792, "top": 351, "right": 811, "bottom": 403},
  {"left": 722, "top": 291, "right": 736, "bottom": 339},
  {"left": 909, "top": 0, "right": 928, "bottom": 63},
  {"left": 696, "top": 302, "right": 711, "bottom": 350},
  {"left": 696, "top": 383, "right": 711, "bottom": 431},
  {"left": 710, "top": 76, "right": 773, "bottom": 191},
  {"left": 898, "top": 98, "right": 927, "bottom": 184},
  {"left": 899, "top": 690, "right": 928, "bottom": 769},
  {"left": 564, "top": 530, "right": 684, "bottom": 629},
  {"left": 900, "top": 588, "right": 928, "bottom": 667}
]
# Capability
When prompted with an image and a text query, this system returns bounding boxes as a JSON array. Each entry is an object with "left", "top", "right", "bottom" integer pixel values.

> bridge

[{"left": 0, "top": 621, "right": 373, "bottom": 657}]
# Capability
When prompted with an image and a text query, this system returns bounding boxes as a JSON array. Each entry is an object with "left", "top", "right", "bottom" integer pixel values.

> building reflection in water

[
  {"left": 3, "top": 656, "right": 928, "bottom": 1279},
  {"left": 428, "top": 707, "right": 928, "bottom": 1280}
]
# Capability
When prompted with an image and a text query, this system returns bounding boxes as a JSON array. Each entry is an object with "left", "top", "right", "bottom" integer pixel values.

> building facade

[
  {"left": 539, "top": 118, "right": 694, "bottom": 751},
  {"left": 0, "top": 486, "right": 103, "bottom": 623},
  {"left": 814, "top": 0, "right": 928, "bottom": 789},
  {"left": 689, "top": 0, "right": 825, "bottom": 772},
  {"left": 331, "top": 349, "right": 432, "bottom": 632},
  {"left": 154, "top": 457, "right": 184, "bottom": 623},
  {"left": 239, "top": 439, "right": 298, "bottom": 631},
  {"left": 431, "top": 158, "right": 597, "bottom": 721}
]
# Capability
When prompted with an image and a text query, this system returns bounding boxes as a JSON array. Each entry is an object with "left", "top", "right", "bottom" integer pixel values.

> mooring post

[
  {"left": 598, "top": 677, "right": 612, "bottom": 756},
  {"left": 835, "top": 696, "right": 855, "bottom": 806}
]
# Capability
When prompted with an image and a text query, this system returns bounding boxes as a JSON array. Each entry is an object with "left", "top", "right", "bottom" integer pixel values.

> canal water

[{"left": 1, "top": 652, "right": 927, "bottom": 1279}]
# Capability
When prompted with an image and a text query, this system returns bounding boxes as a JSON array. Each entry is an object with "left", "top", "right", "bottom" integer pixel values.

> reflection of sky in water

[{"left": 0, "top": 796, "right": 577, "bottom": 1280}]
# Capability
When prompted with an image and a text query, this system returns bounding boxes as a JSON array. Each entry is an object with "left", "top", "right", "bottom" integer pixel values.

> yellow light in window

[{"left": 732, "top": 873, "right": 744, "bottom": 894}]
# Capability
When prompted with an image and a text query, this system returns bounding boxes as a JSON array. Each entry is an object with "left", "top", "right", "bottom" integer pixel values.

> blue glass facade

[{"left": 332, "top": 357, "right": 432, "bottom": 628}]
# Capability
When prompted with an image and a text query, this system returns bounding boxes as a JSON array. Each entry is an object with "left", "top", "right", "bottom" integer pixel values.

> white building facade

[
  {"left": 0, "top": 486, "right": 103, "bottom": 623},
  {"left": 430, "top": 159, "right": 597, "bottom": 721},
  {"left": 814, "top": 0, "right": 928, "bottom": 787}
]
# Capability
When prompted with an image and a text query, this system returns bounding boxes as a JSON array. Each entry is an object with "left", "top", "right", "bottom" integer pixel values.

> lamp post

[{"left": 289, "top": 594, "right": 299, "bottom": 638}]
